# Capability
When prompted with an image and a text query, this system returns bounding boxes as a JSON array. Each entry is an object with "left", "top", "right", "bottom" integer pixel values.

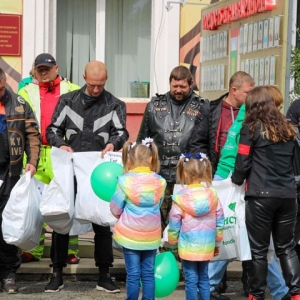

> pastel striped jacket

[
  {"left": 110, "top": 166, "right": 167, "bottom": 250},
  {"left": 168, "top": 184, "right": 224, "bottom": 261}
]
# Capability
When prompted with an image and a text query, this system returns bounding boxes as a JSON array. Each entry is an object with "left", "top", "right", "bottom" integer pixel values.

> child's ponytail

[{"left": 176, "top": 152, "right": 212, "bottom": 186}]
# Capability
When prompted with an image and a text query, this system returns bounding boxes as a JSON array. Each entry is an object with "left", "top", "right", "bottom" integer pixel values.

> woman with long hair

[{"left": 232, "top": 86, "right": 300, "bottom": 300}]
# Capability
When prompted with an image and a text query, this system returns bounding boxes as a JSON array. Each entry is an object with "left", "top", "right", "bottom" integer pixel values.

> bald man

[{"left": 46, "top": 61, "right": 129, "bottom": 293}]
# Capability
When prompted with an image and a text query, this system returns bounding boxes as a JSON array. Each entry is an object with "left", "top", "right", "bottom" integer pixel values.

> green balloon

[
  {"left": 154, "top": 251, "right": 180, "bottom": 298},
  {"left": 90, "top": 162, "right": 123, "bottom": 202}
]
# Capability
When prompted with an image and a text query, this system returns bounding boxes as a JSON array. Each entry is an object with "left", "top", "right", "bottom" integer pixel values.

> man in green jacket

[{"left": 18, "top": 53, "right": 81, "bottom": 264}]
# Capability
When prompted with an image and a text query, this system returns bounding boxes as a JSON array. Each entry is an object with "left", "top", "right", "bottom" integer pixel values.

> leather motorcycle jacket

[{"left": 137, "top": 91, "right": 208, "bottom": 182}]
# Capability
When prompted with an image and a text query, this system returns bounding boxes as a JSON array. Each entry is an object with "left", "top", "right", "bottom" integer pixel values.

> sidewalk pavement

[
  {"left": 18, "top": 231, "right": 243, "bottom": 281},
  {"left": 11, "top": 232, "right": 276, "bottom": 300}
]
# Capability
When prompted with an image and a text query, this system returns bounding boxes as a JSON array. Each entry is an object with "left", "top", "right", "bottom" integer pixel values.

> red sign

[
  {"left": 203, "top": 0, "right": 276, "bottom": 30},
  {"left": 0, "top": 14, "right": 22, "bottom": 56}
]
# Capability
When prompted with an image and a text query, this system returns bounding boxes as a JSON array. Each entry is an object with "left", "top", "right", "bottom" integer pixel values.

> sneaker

[
  {"left": 1, "top": 278, "right": 18, "bottom": 294},
  {"left": 96, "top": 277, "right": 120, "bottom": 293},
  {"left": 44, "top": 273, "right": 64, "bottom": 293},
  {"left": 20, "top": 252, "right": 39, "bottom": 263},
  {"left": 66, "top": 254, "right": 80, "bottom": 264}
]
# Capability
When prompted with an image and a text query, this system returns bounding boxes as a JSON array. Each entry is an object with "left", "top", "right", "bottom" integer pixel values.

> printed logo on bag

[
  {"left": 223, "top": 238, "right": 235, "bottom": 245},
  {"left": 228, "top": 202, "right": 236, "bottom": 212},
  {"left": 224, "top": 216, "right": 236, "bottom": 225},
  {"left": 9, "top": 130, "right": 24, "bottom": 163}
]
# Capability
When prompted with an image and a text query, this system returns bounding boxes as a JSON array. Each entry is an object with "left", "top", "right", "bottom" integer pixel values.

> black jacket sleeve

[
  {"left": 107, "top": 100, "right": 129, "bottom": 151},
  {"left": 189, "top": 101, "right": 210, "bottom": 155},
  {"left": 286, "top": 99, "right": 300, "bottom": 125},
  {"left": 231, "top": 124, "right": 253, "bottom": 185},
  {"left": 137, "top": 101, "right": 151, "bottom": 143}
]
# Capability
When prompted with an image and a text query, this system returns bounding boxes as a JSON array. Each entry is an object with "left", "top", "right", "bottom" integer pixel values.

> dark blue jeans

[{"left": 123, "top": 247, "right": 156, "bottom": 300}]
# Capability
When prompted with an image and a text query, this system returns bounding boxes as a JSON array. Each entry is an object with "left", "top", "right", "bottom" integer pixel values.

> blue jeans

[
  {"left": 182, "top": 259, "right": 210, "bottom": 300},
  {"left": 123, "top": 247, "right": 156, "bottom": 300},
  {"left": 208, "top": 258, "right": 289, "bottom": 299}
]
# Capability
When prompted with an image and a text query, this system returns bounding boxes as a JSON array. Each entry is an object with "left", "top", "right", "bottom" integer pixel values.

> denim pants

[
  {"left": 123, "top": 247, "right": 156, "bottom": 300},
  {"left": 182, "top": 259, "right": 210, "bottom": 300},
  {"left": 208, "top": 258, "right": 289, "bottom": 299}
]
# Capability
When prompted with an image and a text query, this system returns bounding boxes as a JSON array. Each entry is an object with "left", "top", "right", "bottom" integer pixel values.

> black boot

[
  {"left": 280, "top": 255, "right": 300, "bottom": 295},
  {"left": 242, "top": 260, "right": 251, "bottom": 297},
  {"left": 44, "top": 267, "right": 64, "bottom": 293},
  {"left": 215, "top": 270, "right": 228, "bottom": 294}
]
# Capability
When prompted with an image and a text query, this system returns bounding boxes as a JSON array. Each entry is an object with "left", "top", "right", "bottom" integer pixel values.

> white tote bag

[
  {"left": 40, "top": 147, "right": 74, "bottom": 234},
  {"left": 168, "top": 181, "right": 251, "bottom": 261},
  {"left": 234, "top": 189, "right": 252, "bottom": 261},
  {"left": 72, "top": 151, "right": 120, "bottom": 226},
  {"left": 2, "top": 172, "right": 43, "bottom": 250},
  {"left": 211, "top": 178, "right": 251, "bottom": 261}
]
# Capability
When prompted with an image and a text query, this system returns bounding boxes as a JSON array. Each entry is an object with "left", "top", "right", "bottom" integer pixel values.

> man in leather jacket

[
  {"left": 137, "top": 65, "right": 208, "bottom": 232},
  {"left": 46, "top": 61, "right": 128, "bottom": 294},
  {"left": 0, "top": 68, "right": 40, "bottom": 294}
]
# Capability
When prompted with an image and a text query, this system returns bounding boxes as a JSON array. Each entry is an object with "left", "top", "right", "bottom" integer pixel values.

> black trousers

[
  {"left": 246, "top": 197, "right": 300, "bottom": 299},
  {"left": 50, "top": 223, "right": 113, "bottom": 270},
  {"left": 160, "top": 182, "right": 174, "bottom": 233},
  {"left": 0, "top": 166, "right": 20, "bottom": 280}
]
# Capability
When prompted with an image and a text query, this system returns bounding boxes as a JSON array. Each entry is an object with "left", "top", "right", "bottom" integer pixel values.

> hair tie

[
  {"left": 193, "top": 152, "right": 207, "bottom": 163},
  {"left": 142, "top": 137, "right": 153, "bottom": 151},
  {"left": 179, "top": 152, "right": 192, "bottom": 162},
  {"left": 128, "top": 142, "right": 136, "bottom": 153}
]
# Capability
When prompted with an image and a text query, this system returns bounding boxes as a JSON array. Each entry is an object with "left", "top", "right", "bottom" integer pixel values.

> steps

[{"left": 18, "top": 232, "right": 242, "bottom": 281}]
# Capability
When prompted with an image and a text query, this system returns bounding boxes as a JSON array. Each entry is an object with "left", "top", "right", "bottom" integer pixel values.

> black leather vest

[{"left": 144, "top": 92, "right": 207, "bottom": 182}]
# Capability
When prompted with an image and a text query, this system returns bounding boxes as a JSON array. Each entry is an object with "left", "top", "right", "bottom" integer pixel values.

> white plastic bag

[
  {"left": 69, "top": 219, "right": 93, "bottom": 236},
  {"left": 73, "top": 151, "right": 119, "bottom": 226},
  {"left": 40, "top": 147, "right": 74, "bottom": 234},
  {"left": 160, "top": 225, "right": 173, "bottom": 248},
  {"left": 2, "top": 172, "right": 43, "bottom": 250},
  {"left": 234, "top": 191, "right": 251, "bottom": 261},
  {"left": 211, "top": 178, "right": 251, "bottom": 261}
]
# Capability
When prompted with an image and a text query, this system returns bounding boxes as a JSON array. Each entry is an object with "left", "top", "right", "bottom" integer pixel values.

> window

[
  {"left": 104, "top": 0, "right": 151, "bottom": 98},
  {"left": 56, "top": 0, "right": 96, "bottom": 86}
]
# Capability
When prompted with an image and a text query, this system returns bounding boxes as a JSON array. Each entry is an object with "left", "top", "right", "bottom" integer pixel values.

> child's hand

[
  {"left": 214, "top": 246, "right": 220, "bottom": 256},
  {"left": 111, "top": 213, "right": 120, "bottom": 219}
]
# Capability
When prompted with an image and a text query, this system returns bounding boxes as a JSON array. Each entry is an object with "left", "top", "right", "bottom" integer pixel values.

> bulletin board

[{"left": 199, "top": 0, "right": 288, "bottom": 101}]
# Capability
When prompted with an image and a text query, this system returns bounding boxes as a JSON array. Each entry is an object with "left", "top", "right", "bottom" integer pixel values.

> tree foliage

[{"left": 291, "top": 46, "right": 300, "bottom": 97}]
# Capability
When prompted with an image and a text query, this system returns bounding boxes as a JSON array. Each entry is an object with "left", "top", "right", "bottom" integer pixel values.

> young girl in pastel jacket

[
  {"left": 168, "top": 153, "right": 224, "bottom": 300},
  {"left": 110, "top": 138, "right": 167, "bottom": 300}
]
